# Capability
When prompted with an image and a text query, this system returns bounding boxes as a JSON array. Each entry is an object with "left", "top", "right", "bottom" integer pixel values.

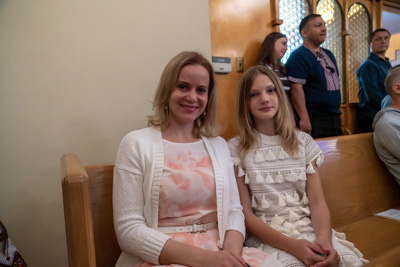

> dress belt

[{"left": 158, "top": 222, "right": 217, "bottom": 234}]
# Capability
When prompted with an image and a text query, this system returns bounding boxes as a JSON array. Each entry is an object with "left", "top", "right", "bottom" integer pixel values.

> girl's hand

[
  {"left": 198, "top": 250, "right": 247, "bottom": 267},
  {"left": 291, "top": 239, "right": 327, "bottom": 266},
  {"left": 310, "top": 240, "right": 340, "bottom": 267}
]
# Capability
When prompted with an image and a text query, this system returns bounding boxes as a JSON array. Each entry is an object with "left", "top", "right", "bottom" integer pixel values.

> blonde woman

[
  {"left": 228, "top": 65, "right": 367, "bottom": 267},
  {"left": 113, "top": 52, "right": 276, "bottom": 267}
]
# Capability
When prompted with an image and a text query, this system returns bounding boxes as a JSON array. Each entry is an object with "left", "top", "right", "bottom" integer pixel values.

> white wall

[{"left": 0, "top": 1, "right": 212, "bottom": 266}]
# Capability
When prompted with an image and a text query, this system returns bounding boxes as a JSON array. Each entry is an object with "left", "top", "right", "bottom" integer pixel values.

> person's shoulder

[
  {"left": 286, "top": 47, "right": 307, "bottom": 67},
  {"left": 205, "top": 135, "right": 228, "bottom": 147},
  {"left": 120, "top": 127, "right": 159, "bottom": 145},
  {"left": 358, "top": 55, "right": 378, "bottom": 71},
  {"left": 227, "top": 136, "right": 240, "bottom": 145},
  {"left": 375, "top": 108, "right": 400, "bottom": 129},
  {"left": 382, "top": 109, "right": 400, "bottom": 123},
  {"left": 227, "top": 136, "right": 241, "bottom": 151},
  {"left": 295, "top": 130, "right": 313, "bottom": 143}
]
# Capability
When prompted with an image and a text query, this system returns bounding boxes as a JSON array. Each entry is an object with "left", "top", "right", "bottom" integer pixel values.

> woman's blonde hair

[
  {"left": 236, "top": 65, "right": 298, "bottom": 158},
  {"left": 148, "top": 51, "right": 219, "bottom": 137}
]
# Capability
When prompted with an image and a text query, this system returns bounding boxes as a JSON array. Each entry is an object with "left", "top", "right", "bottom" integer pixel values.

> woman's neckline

[{"left": 163, "top": 138, "right": 203, "bottom": 145}]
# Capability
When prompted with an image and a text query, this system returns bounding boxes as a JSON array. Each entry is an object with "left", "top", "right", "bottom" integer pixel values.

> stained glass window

[
  {"left": 348, "top": 3, "right": 370, "bottom": 103},
  {"left": 279, "top": 0, "right": 310, "bottom": 64},
  {"left": 316, "top": 0, "right": 344, "bottom": 102}
]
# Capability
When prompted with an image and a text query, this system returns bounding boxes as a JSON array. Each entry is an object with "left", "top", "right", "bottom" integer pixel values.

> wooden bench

[{"left": 61, "top": 132, "right": 400, "bottom": 266}]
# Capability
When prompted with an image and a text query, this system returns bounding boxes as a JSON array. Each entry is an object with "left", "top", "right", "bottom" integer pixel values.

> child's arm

[
  {"left": 306, "top": 159, "right": 340, "bottom": 267},
  {"left": 235, "top": 167, "right": 326, "bottom": 266}
]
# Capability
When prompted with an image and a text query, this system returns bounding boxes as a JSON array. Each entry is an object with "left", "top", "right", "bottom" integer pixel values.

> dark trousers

[
  {"left": 308, "top": 113, "right": 343, "bottom": 139},
  {"left": 357, "top": 112, "right": 374, "bottom": 133}
]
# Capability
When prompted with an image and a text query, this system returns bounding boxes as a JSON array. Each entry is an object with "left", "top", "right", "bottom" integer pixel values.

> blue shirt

[
  {"left": 286, "top": 46, "right": 341, "bottom": 114},
  {"left": 357, "top": 52, "right": 392, "bottom": 119}
]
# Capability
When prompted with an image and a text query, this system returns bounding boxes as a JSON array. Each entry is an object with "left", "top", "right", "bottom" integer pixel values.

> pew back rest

[
  {"left": 61, "top": 153, "right": 120, "bottom": 267},
  {"left": 316, "top": 132, "right": 400, "bottom": 229}
]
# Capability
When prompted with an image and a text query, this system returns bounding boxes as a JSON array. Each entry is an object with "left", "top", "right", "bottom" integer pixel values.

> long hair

[
  {"left": 148, "top": 51, "right": 219, "bottom": 137},
  {"left": 236, "top": 65, "right": 298, "bottom": 158},
  {"left": 255, "top": 32, "right": 287, "bottom": 76}
]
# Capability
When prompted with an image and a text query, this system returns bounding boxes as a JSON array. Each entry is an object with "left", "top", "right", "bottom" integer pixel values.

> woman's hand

[
  {"left": 197, "top": 250, "right": 247, "bottom": 267},
  {"left": 310, "top": 239, "right": 340, "bottom": 267},
  {"left": 290, "top": 239, "right": 327, "bottom": 266}
]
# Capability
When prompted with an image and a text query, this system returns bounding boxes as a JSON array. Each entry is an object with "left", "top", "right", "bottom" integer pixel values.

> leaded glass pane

[
  {"left": 317, "top": 0, "right": 344, "bottom": 102},
  {"left": 348, "top": 3, "right": 370, "bottom": 103},
  {"left": 279, "top": 0, "right": 310, "bottom": 64}
]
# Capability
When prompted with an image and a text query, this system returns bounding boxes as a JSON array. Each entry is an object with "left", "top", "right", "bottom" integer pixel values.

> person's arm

[
  {"left": 358, "top": 63, "right": 385, "bottom": 111},
  {"left": 234, "top": 167, "right": 325, "bottom": 266},
  {"left": 375, "top": 117, "right": 400, "bottom": 159},
  {"left": 305, "top": 160, "right": 340, "bottom": 267},
  {"left": 291, "top": 83, "right": 311, "bottom": 134},
  {"left": 223, "top": 230, "right": 245, "bottom": 255}
]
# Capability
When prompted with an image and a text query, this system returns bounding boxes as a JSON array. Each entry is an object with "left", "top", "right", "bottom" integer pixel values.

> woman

[
  {"left": 255, "top": 32, "right": 290, "bottom": 92},
  {"left": 113, "top": 52, "right": 276, "bottom": 267}
]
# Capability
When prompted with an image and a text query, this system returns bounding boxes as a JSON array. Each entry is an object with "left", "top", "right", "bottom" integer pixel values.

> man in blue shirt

[
  {"left": 286, "top": 14, "right": 342, "bottom": 138},
  {"left": 357, "top": 28, "right": 392, "bottom": 132}
]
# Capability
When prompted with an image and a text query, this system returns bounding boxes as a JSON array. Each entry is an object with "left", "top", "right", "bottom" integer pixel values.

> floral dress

[
  {"left": 136, "top": 139, "right": 276, "bottom": 267},
  {"left": 228, "top": 131, "right": 369, "bottom": 267}
]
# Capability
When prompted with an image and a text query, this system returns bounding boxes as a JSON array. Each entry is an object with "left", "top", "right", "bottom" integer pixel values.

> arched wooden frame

[{"left": 347, "top": 2, "right": 372, "bottom": 103}]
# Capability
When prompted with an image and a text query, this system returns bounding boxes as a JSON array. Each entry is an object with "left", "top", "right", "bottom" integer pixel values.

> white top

[
  {"left": 113, "top": 127, "right": 245, "bottom": 266},
  {"left": 228, "top": 131, "right": 323, "bottom": 237}
]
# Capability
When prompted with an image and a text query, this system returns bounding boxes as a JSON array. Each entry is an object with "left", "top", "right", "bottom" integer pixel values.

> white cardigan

[{"left": 113, "top": 127, "right": 245, "bottom": 266}]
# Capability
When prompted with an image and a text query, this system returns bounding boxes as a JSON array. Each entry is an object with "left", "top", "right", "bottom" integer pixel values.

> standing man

[
  {"left": 357, "top": 28, "right": 392, "bottom": 132},
  {"left": 372, "top": 66, "right": 400, "bottom": 185},
  {"left": 286, "top": 14, "right": 342, "bottom": 138}
]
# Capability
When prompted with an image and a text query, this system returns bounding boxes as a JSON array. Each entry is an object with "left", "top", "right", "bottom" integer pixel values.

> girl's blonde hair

[
  {"left": 236, "top": 65, "right": 298, "bottom": 158},
  {"left": 148, "top": 51, "right": 219, "bottom": 137}
]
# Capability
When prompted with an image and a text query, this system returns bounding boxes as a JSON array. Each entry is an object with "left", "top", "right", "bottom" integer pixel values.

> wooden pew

[
  {"left": 61, "top": 154, "right": 120, "bottom": 267},
  {"left": 61, "top": 132, "right": 400, "bottom": 266},
  {"left": 316, "top": 132, "right": 400, "bottom": 263}
]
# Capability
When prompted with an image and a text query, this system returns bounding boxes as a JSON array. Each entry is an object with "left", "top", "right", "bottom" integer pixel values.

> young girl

[
  {"left": 113, "top": 52, "right": 280, "bottom": 267},
  {"left": 228, "top": 65, "right": 368, "bottom": 267}
]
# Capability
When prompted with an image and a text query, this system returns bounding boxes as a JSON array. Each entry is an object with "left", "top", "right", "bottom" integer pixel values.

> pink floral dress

[{"left": 136, "top": 139, "right": 271, "bottom": 267}]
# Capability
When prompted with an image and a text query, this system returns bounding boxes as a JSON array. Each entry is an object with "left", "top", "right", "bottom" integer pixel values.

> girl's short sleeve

[
  {"left": 228, "top": 137, "right": 245, "bottom": 171},
  {"left": 304, "top": 133, "right": 324, "bottom": 166}
]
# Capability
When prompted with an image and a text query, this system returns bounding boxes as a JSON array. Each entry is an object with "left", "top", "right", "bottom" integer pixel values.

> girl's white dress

[{"left": 228, "top": 131, "right": 368, "bottom": 267}]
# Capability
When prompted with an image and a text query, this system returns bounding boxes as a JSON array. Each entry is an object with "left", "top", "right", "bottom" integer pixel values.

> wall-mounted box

[{"left": 212, "top": 56, "right": 231, "bottom": 74}]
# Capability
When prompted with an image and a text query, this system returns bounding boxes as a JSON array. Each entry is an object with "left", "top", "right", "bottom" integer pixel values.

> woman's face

[
  {"left": 168, "top": 64, "right": 209, "bottom": 127},
  {"left": 273, "top": 37, "right": 288, "bottom": 61}
]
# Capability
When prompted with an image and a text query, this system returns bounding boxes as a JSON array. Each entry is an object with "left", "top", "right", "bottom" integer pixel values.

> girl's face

[
  {"left": 273, "top": 37, "right": 288, "bottom": 61},
  {"left": 168, "top": 64, "right": 209, "bottom": 127},
  {"left": 248, "top": 74, "right": 279, "bottom": 127}
]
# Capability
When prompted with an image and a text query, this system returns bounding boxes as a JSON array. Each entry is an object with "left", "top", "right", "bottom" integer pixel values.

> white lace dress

[{"left": 228, "top": 131, "right": 368, "bottom": 267}]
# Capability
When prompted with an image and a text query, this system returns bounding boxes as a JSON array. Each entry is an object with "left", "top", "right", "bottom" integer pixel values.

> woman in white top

[{"left": 113, "top": 52, "right": 276, "bottom": 267}]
